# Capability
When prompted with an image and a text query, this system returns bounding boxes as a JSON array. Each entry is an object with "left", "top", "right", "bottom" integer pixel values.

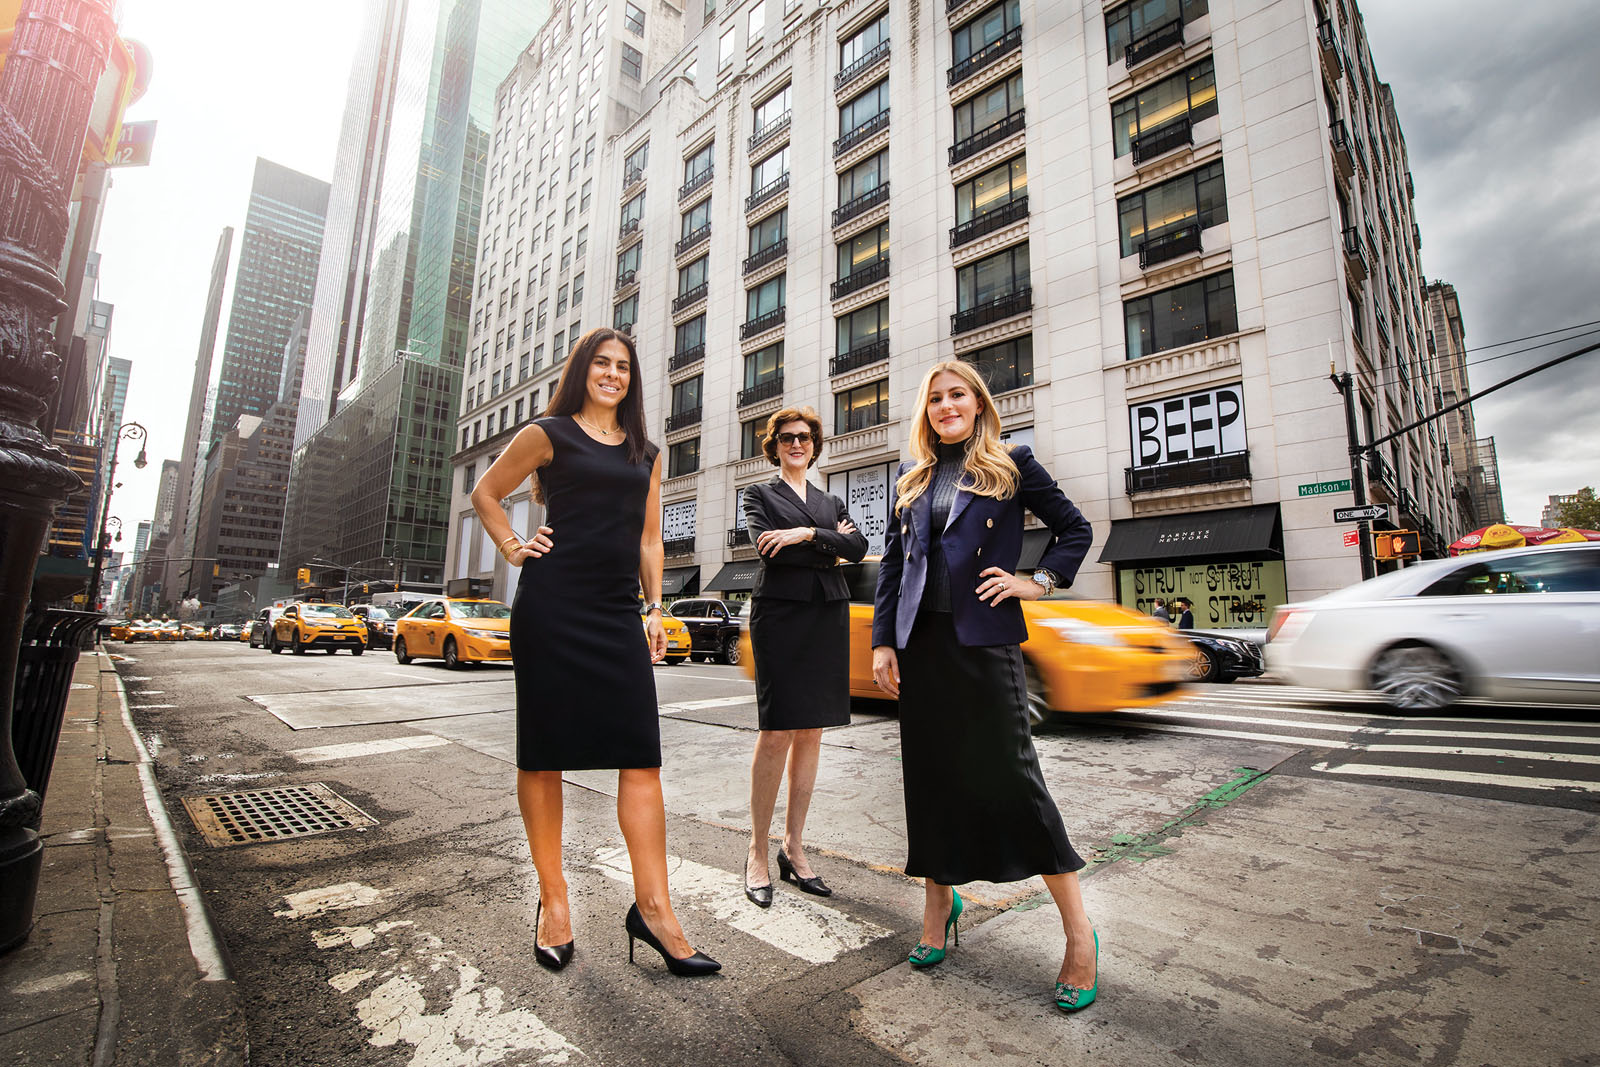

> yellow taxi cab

[
  {"left": 647, "top": 611, "right": 691, "bottom": 665},
  {"left": 123, "top": 619, "right": 160, "bottom": 641},
  {"left": 238, "top": 623, "right": 252, "bottom": 642},
  {"left": 271, "top": 602, "right": 368, "bottom": 655},
  {"left": 182, "top": 623, "right": 212, "bottom": 641},
  {"left": 739, "top": 558, "right": 1191, "bottom": 727},
  {"left": 155, "top": 621, "right": 185, "bottom": 642},
  {"left": 108, "top": 620, "right": 133, "bottom": 641},
  {"left": 393, "top": 598, "right": 511, "bottom": 668}
]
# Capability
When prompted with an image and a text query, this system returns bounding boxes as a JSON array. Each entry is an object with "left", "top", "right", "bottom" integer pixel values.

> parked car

[
  {"left": 107, "top": 620, "right": 133, "bottom": 641},
  {"left": 124, "top": 619, "right": 160, "bottom": 641},
  {"left": 1180, "top": 630, "right": 1265, "bottom": 683},
  {"left": 737, "top": 559, "right": 1192, "bottom": 726},
  {"left": 393, "top": 598, "right": 511, "bottom": 668},
  {"left": 350, "top": 604, "right": 395, "bottom": 651},
  {"left": 271, "top": 602, "right": 368, "bottom": 655},
  {"left": 667, "top": 598, "right": 745, "bottom": 664},
  {"left": 1266, "top": 543, "right": 1600, "bottom": 710}
]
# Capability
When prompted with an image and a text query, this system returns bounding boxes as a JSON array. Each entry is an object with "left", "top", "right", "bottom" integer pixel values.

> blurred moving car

[
  {"left": 667, "top": 598, "right": 745, "bottom": 664},
  {"left": 124, "top": 620, "right": 160, "bottom": 641},
  {"left": 1180, "top": 630, "right": 1265, "bottom": 683},
  {"left": 647, "top": 611, "right": 691, "bottom": 665},
  {"left": 271, "top": 602, "right": 368, "bottom": 655},
  {"left": 108, "top": 620, "right": 133, "bottom": 641},
  {"left": 350, "top": 604, "right": 395, "bottom": 651},
  {"left": 1267, "top": 543, "right": 1600, "bottom": 710},
  {"left": 393, "top": 598, "right": 511, "bottom": 668},
  {"left": 213, "top": 623, "right": 242, "bottom": 641},
  {"left": 738, "top": 559, "right": 1191, "bottom": 726},
  {"left": 155, "top": 621, "right": 184, "bottom": 642}
]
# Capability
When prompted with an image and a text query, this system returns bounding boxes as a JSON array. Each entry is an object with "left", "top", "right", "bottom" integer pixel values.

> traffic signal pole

[{"left": 1330, "top": 370, "right": 1376, "bottom": 581}]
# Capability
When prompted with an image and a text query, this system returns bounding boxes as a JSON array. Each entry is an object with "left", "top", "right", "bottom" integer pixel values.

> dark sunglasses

[{"left": 775, "top": 432, "right": 814, "bottom": 446}]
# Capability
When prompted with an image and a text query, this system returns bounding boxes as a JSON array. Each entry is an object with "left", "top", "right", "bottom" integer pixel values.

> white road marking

[
  {"left": 591, "top": 846, "right": 890, "bottom": 965},
  {"left": 1112, "top": 706, "right": 1600, "bottom": 745},
  {"left": 1183, "top": 688, "right": 1596, "bottom": 722},
  {"left": 1309, "top": 760, "right": 1600, "bottom": 793},
  {"left": 132, "top": 690, "right": 164, "bottom": 695},
  {"left": 123, "top": 675, "right": 151, "bottom": 681},
  {"left": 658, "top": 695, "right": 756, "bottom": 713},
  {"left": 288, "top": 735, "right": 453, "bottom": 763},
  {"left": 1358, "top": 744, "right": 1600, "bottom": 764},
  {"left": 275, "top": 881, "right": 389, "bottom": 919},
  {"left": 130, "top": 703, "right": 177, "bottom": 710}
]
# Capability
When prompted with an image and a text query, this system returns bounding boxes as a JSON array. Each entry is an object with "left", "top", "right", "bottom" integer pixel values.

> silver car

[{"left": 1266, "top": 543, "right": 1600, "bottom": 710}]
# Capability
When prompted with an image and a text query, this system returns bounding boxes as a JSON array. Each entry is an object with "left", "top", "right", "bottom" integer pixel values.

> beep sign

[{"left": 1129, "top": 385, "right": 1245, "bottom": 466}]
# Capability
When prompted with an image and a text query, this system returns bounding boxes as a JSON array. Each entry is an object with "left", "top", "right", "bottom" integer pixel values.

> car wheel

[
  {"left": 1023, "top": 659, "right": 1054, "bottom": 731},
  {"left": 1371, "top": 642, "right": 1462, "bottom": 712},
  {"left": 1187, "top": 647, "right": 1221, "bottom": 683},
  {"left": 720, "top": 635, "right": 740, "bottom": 666},
  {"left": 352, "top": 646, "right": 364, "bottom": 656},
  {"left": 395, "top": 637, "right": 412, "bottom": 665},
  {"left": 270, "top": 633, "right": 282, "bottom": 655},
  {"left": 444, "top": 637, "right": 462, "bottom": 670},
  {"left": 292, "top": 632, "right": 305, "bottom": 655}
]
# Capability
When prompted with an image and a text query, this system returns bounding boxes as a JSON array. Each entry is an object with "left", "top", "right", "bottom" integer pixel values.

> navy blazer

[
  {"left": 871, "top": 445, "right": 1092, "bottom": 649},
  {"left": 743, "top": 479, "right": 869, "bottom": 601}
]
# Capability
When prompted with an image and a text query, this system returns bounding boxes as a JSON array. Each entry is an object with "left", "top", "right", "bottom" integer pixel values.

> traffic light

[
  {"left": 362, "top": 583, "right": 369, "bottom": 594},
  {"left": 1373, "top": 530, "right": 1421, "bottom": 560},
  {"left": 297, "top": 567, "right": 311, "bottom": 585}
]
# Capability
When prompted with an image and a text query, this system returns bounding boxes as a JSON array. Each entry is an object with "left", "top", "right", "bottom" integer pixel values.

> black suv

[
  {"left": 350, "top": 604, "right": 395, "bottom": 650},
  {"left": 666, "top": 598, "right": 745, "bottom": 665}
]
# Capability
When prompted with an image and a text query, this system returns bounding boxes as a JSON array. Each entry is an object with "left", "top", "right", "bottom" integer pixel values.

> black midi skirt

[
  {"left": 897, "top": 610, "right": 1085, "bottom": 885},
  {"left": 750, "top": 587, "right": 852, "bottom": 731}
]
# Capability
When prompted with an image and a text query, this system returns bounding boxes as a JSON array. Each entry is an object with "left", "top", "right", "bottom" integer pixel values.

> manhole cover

[{"left": 181, "top": 783, "right": 376, "bottom": 848}]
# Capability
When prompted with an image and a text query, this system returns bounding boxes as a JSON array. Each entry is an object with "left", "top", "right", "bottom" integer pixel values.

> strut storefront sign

[
  {"left": 1129, "top": 385, "right": 1245, "bottom": 466},
  {"left": 1117, "top": 559, "right": 1287, "bottom": 628}
]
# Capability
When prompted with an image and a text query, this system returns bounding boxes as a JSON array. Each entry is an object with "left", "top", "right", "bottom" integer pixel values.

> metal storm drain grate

[{"left": 181, "top": 783, "right": 377, "bottom": 848}]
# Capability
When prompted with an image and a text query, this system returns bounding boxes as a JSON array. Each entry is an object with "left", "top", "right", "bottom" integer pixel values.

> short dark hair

[{"left": 761, "top": 406, "right": 824, "bottom": 467}]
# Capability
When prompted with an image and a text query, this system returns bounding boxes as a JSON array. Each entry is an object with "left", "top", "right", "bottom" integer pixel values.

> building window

[
  {"left": 519, "top": 350, "right": 531, "bottom": 380},
  {"left": 614, "top": 294, "right": 638, "bottom": 330},
  {"left": 621, "top": 45, "right": 643, "bottom": 81},
  {"left": 675, "top": 314, "right": 706, "bottom": 356},
  {"left": 580, "top": 178, "right": 592, "bottom": 214},
  {"left": 669, "top": 437, "right": 700, "bottom": 477},
  {"left": 749, "top": 206, "right": 786, "bottom": 255},
  {"left": 740, "top": 416, "right": 767, "bottom": 459},
  {"left": 533, "top": 343, "right": 545, "bottom": 370},
  {"left": 835, "top": 379, "right": 889, "bottom": 434},
  {"left": 618, "top": 242, "right": 641, "bottom": 280},
  {"left": 841, "top": 12, "right": 888, "bottom": 69},
  {"left": 561, "top": 236, "right": 573, "bottom": 271},
  {"left": 624, "top": 142, "right": 649, "bottom": 179},
  {"left": 1111, "top": 58, "right": 1217, "bottom": 158},
  {"left": 753, "top": 83, "right": 791, "bottom": 134},
  {"left": 746, "top": 274, "right": 785, "bottom": 320},
  {"left": 751, "top": 145, "right": 789, "bottom": 192},
  {"left": 621, "top": 192, "right": 645, "bottom": 230},
  {"left": 464, "top": 463, "right": 476, "bottom": 492},
  {"left": 955, "top": 154, "right": 1027, "bottom": 226},
  {"left": 624, "top": 1, "right": 645, "bottom": 36},
  {"left": 837, "top": 298, "right": 888, "bottom": 356},
  {"left": 957, "top": 243, "right": 1030, "bottom": 312},
  {"left": 743, "top": 341, "right": 783, "bottom": 391},
  {"left": 960, "top": 335, "right": 1033, "bottom": 394},
  {"left": 1105, "top": 0, "right": 1207, "bottom": 61},
  {"left": 953, "top": 70, "right": 1024, "bottom": 144},
  {"left": 719, "top": 26, "right": 736, "bottom": 69},
  {"left": 838, "top": 79, "right": 888, "bottom": 137},
  {"left": 953, "top": 1, "right": 1021, "bottom": 67},
  {"left": 838, "top": 221, "right": 888, "bottom": 281},
  {"left": 461, "top": 427, "right": 470, "bottom": 451},
  {"left": 515, "top": 397, "right": 525, "bottom": 423},
  {"left": 682, "top": 197, "right": 712, "bottom": 238},
  {"left": 575, "top": 224, "right": 587, "bottom": 259},
  {"left": 671, "top": 375, "right": 702, "bottom": 417},
  {"left": 1117, "top": 161, "right": 1226, "bottom": 258},
  {"left": 679, "top": 255, "right": 710, "bottom": 296},
  {"left": 572, "top": 271, "right": 584, "bottom": 304},
  {"left": 838, "top": 148, "right": 887, "bottom": 203},
  {"left": 552, "top": 328, "right": 565, "bottom": 362},
  {"left": 557, "top": 283, "right": 569, "bottom": 316},
  {"left": 748, "top": 3, "right": 766, "bottom": 42},
  {"left": 1123, "top": 270, "right": 1238, "bottom": 359},
  {"left": 684, "top": 142, "right": 713, "bottom": 185}
]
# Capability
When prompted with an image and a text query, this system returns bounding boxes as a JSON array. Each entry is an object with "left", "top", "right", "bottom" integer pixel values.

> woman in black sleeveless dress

[{"left": 471, "top": 328, "right": 719, "bottom": 977}]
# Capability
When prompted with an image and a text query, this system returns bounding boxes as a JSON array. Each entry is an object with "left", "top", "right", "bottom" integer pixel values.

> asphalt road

[{"left": 109, "top": 640, "right": 1600, "bottom": 1066}]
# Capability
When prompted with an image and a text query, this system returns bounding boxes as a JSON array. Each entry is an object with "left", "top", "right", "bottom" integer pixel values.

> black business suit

[{"left": 743, "top": 478, "right": 868, "bottom": 730}]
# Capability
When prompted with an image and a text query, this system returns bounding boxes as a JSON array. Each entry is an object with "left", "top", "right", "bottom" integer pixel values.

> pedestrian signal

[
  {"left": 1373, "top": 530, "right": 1421, "bottom": 560},
  {"left": 297, "top": 567, "right": 310, "bottom": 585}
]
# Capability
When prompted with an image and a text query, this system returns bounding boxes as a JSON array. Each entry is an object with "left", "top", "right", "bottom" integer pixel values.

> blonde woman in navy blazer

[{"left": 871, "top": 360, "right": 1101, "bottom": 1013}]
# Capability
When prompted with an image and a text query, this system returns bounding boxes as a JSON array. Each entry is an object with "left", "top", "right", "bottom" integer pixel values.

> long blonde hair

[{"left": 894, "top": 360, "right": 1018, "bottom": 515}]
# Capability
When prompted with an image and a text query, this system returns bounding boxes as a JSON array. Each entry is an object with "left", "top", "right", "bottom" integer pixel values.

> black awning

[
  {"left": 705, "top": 561, "right": 761, "bottom": 592},
  {"left": 662, "top": 566, "right": 700, "bottom": 596},
  {"left": 1017, "top": 528, "right": 1054, "bottom": 570},
  {"left": 1099, "top": 504, "right": 1282, "bottom": 563}
]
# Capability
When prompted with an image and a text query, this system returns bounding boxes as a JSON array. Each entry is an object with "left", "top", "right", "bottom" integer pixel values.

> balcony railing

[
  {"left": 1341, "top": 226, "right": 1368, "bottom": 281},
  {"left": 1412, "top": 222, "right": 1422, "bottom": 250},
  {"left": 737, "top": 374, "right": 784, "bottom": 407},
  {"left": 665, "top": 406, "right": 702, "bottom": 432},
  {"left": 672, "top": 282, "right": 709, "bottom": 314},
  {"left": 948, "top": 25, "right": 1022, "bottom": 86},
  {"left": 748, "top": 110, "right": 792, "bottom": 153},
  {"left": 949, "top": 195, "right": 1028, "bottom": 248},
  {"left": 1125, "top": 18, "right": 1183, "bottom": 68},
  {"left": 829, "top": 338, "right": 889, "bottom": 376},
  {"left": 740, "top": 307, "right": 786, "bottom": 340},
  {"left": 1367, "top": 452, "right": 1399, "bottom": 496},
  {"left": 833, "top": 108, "right": 890, "bottom": 157},
  {"left": 618, "top": 216, "right": 642, "bottom": 243},
  {"left": 1329, "top": 119, "right": 1354, "bottom": 179},
  {"left": 1317, "top": 19, "right": 1342, "bottom": 75},
  {"left": 833, "top": 183, "right": 890, "bottom": 227},
  {"left": 623, "top": 165, "right": 645, "bottom": 193},
  {"left": 746, "top": 172, "right": 790, "bottom": 212},
  {"left": 726, "top": 527, "right": 752, "bottom": 548},
  {"left": 1398, "top": 487, "right": 1419, "bottom": 517},
  {"left": 836, "top": 39, "right": 890, "bottom": 91},
  {"left": 614, "top": 268, "right": 638, "bottom": 293},
  {"left": 1350, "top": 129, "right": 1369, "bottom": 175},
  {"left": 1131, "top": 115, "right": 1191, "bottom": 164},
  {"left": 663, "top": 536, "right": 695, "bottom": 557},
  {"left": 1138, "top": 225, "right": 1202, "bottom": 269},
  {"left": 743, "top": 238, "right": 788, "bottom": 275},
  {"left": 951, "top": 286, "right": 1031, "bottom": 334},
  {"left": 678, "top": 166, "right": 713, "bottom": 201},
  {"left": 949, "top": 109, "right": 1025, "bottom": 166},
  {"left": 1125, "top": 451, "right": 1250, "bottom": 494},
  {"left": 669, "top": 344, "right": 705, "bottom": 372},
  {"left": 831, "top": 256, "right": 889, "bottom": 300},
  {"left": 675, "top": 223, "right": 711, "bottom": 257}
]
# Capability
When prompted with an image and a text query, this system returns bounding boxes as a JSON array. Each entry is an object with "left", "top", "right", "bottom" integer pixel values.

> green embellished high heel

[
  {"left": 908, "top": 890, "right": 963, "bottom": 968},
  {"left": 1054, "top": 929, "right": 1098, "bottom": 1013}
]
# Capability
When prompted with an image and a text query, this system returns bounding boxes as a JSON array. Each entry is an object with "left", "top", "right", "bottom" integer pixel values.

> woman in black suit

[{"left": 741, "top": 406, "right": 868, "bottom": 906}]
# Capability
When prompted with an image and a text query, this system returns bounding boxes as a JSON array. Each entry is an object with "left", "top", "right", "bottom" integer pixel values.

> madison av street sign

[{"left": 1334, "top": 504, "right": 1390, "bottom": 523}]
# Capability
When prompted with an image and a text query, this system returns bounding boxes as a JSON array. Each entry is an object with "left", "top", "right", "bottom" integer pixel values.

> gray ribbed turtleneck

[{"left": 923, "top": 438, "right": 969, "bottom": 612}]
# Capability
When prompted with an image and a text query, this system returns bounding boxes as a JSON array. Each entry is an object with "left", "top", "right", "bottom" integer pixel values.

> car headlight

[
  {"left": 461, "top": 627, "right": 505, "bottom": 639},
  {"left": 1037, "top": 618, "right": 1122, "bottom": 647}
]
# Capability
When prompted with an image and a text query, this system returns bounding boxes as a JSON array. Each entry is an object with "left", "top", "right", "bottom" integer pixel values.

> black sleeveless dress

[{"left": 512, "top": 415, "right": 661, "bottom": 771}]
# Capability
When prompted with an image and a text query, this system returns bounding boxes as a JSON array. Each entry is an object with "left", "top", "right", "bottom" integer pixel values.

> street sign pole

[{"left": 1331, "top": 369, "right": 1375, "bottom": 580}]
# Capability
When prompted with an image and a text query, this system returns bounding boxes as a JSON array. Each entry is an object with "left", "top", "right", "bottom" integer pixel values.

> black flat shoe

[
  {"left": 776, "top": 849, "right": 833, "bottom": 897},
  {"left": 744, "top": 857, "right": 773, "bottom": 908},
  {"left": 625, "top": 903, "right": 721, "bottom": 976},
  {"left": 534, "top": 899, "right": 574, "bottom": 972}
]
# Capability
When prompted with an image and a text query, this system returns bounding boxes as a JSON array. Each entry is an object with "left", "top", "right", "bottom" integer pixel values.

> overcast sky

[{"left": 92, "top": 0, "right": 1598, "bottom": 541}]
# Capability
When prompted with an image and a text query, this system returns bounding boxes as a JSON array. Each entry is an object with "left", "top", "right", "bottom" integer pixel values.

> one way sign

[{"left": 1334, "top": 504, "right": 1389, "bottom": 523}]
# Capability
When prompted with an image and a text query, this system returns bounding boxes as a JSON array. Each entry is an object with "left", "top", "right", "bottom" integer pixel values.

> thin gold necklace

[{"left": 575, "top": 412, "right": 622, "bottom": 436}]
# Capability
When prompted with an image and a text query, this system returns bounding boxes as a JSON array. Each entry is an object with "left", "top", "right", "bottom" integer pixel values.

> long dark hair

[{"left": 542, "top": 327, "right": 653, "bottom": 467}]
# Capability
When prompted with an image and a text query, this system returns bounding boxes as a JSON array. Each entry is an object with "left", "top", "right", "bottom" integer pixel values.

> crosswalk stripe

[
  {"left": 590, "top": 846, "right": 890, "bottom": 964},
  {"left": 659, "top": 695, "right": 755, "bottom": 714},
  {"left": 1190, "top": 689, "right": 1599, "bottom": 722},
  {"left": 1309, "top": 760, "right": 1600, "bottom": 793},
  {"left": 1358, "top": 744, "right": 1600, "bottom": 765},
  {"left": 1109, "top": 707, "right": 1600, "bottom": 746},
  {"left": 287, "top": 736, "right": 453, "bottom": 763}
]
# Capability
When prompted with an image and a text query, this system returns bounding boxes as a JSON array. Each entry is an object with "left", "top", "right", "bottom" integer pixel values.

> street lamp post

[{"left": 87, "top": 422, "right": 147, "bottom": 610}]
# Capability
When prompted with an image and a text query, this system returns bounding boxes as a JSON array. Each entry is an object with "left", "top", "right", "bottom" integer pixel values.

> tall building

[
  {"left": 1423, "top": 279, "right": 1487, "bottom": 533},
  {"left": 282, "top": 0, "right": 552, "bottom": 588},
  {"left": 208, "top": 159, "right": 330, "bottom": 448},
  {"left": 447, "top": 0, "right": 1455, "bottom": 624}
]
